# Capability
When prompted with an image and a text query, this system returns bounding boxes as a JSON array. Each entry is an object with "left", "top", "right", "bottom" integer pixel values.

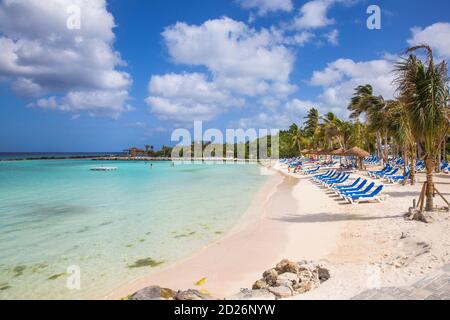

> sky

[{"left": 1, "top": 0, "right": 450, "bottom": 152}]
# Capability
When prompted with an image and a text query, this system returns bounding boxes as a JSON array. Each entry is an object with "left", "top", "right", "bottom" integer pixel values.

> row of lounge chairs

[
  {"left": 368, "top": 165, "right": 411, "bottom": 184},
  {"left": 312, "top": 170, "right": 385, "bottom": 204}
]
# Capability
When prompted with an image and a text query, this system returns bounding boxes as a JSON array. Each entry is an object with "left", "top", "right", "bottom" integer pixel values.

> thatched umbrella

[
  {"left": 330, "top": 148, "right": 345, "bottom": 156},
  {"left": 343, "top": 147, "right": 369, "bottom": 170}
]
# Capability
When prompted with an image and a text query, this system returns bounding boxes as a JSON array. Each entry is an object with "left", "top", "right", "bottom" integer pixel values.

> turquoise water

[{"left": 0, "top": 160, "right": 268, "bottom": 299}]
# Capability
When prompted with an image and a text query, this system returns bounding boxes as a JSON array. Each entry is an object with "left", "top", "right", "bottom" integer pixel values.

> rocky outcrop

[
  {"left": 129, "top": 286, "right": 176, "bottom": 300},
  {"left": 129, "top": 259, "right": 330, "bottom": 301},
  {"left": 129, "top": 286, "right": 212, "bottom": 300},
  {"left": 243, "top": 259, "right": 330, "bottom": 300}
]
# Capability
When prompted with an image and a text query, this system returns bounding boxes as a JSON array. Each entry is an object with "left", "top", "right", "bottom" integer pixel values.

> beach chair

[
  {"left": 368, "top": 165, "right": 391, "bottom": 178},
  {"left": 332, "top": 177, "right": 361, "bottom": 191},
  {"left": 375, "top": 168, "right": 399, "bottom": 179},
  {"left": 385, "top": 170, "right": 410, "bottom": 184},
  {"left": 323, "top": 174, "right": 349, "bottom": 188},
  {"left": 335, "top": 179, "right": 367, "bottom": 196},
  {"left": 345, "top": 185, "right": 384, "bottom": 204},
  {"left": 318, "top": 172, "right": 343, "bottom": 184},
  {"left": 339, "top": 182, "right": 375, "bottom": 199},
  {"left": 312, "top": 170, "right": 334, "bottom": 181}
]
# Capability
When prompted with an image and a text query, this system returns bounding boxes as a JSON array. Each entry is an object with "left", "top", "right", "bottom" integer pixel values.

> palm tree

[
  {"left": 348, "top": 85, "right": 388, "bottom": 162},
  {"left": 394, "top": 45, "right": 450, "bottom": 212},
  {"left": 388, "top": 100, "right": 416, "bottom": 185},
  {"left": 304, "top": 108, "right": 319, "bottom": 138},
  {"left": 291, "top": 126, "right": 307, "bottom": 155}
]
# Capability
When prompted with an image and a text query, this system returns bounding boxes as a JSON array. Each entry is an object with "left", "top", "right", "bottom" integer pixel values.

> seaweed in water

[
  {"left": 13, "top": 265, "right": 26, "bottom": 277},
  {"left": 48, "top": 273, "right": 66, "bottom": 280},
  {"left": 0, "top": 283, "right": 11, "bottom": 291},
  {"left": 128, "top": 258, "right": 165, "bottom": 269}
]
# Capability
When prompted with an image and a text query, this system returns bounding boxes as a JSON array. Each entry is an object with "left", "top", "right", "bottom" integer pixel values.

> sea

[{"left": 0, "top": 157, "right": 268, "bottom": 299}]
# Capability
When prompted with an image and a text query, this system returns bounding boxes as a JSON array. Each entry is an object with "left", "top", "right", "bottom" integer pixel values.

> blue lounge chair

[
  {"left": 339, "top": 182, "right": 375, "bottom": 199},
  {"left": 323, "top": 174, "right": 349, "bottom": 187},
  {"left": 368, "top": 165, "right": 391, "bottom": 178},
  {"left": 336, "top": 180, "right": 368, "bottom": 196},
  {"left": 345, "top": 185, "right": 384, "bottom": 204},
  {"left": 332, "top": 178, "right": 361, "bottom": 191},
  {"left": 376, "top": 168, "right": 399, "bottom": 179},
  {"left": 386, "top": 170, "right": 410, "bottom": 184}
]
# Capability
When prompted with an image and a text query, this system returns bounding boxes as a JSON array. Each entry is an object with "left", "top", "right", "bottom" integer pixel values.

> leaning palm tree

[
  {"left": 388, "top": 99, "right": 416, "bottom": 185},
  {"left": 394, "top": 45, "right": 450, "bottom": 213},
  {"left": 291, "top": 126, "right": 307, "bottom": 156},
  {"left": 348, "top": 85, "right": 389, "bottom": 163}
]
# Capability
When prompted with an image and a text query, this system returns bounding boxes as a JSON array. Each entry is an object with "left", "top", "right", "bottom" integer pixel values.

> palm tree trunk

[
  {"left": 425, "top": 158, "right": 435, "bottom": 212},
  {"left": 383, "top": 132, "right": 389, "bottom": 162},
  {"left": 410, "top": 155, "right": 415, "bottom": 186},
  {"left": 402, "top": 146, "right": 408, "bottom": 175},
  {"left": 376, "top": 132, "right": 383, "bottom": 163}
]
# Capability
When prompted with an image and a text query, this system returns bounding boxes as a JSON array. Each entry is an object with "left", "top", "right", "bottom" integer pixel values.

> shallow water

[{"left": 0, "top": 160, "right": 268, "bottom": 299}]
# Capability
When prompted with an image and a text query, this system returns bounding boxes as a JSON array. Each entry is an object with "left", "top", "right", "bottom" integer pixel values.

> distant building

[{"left": 126, "top": 147, "right": 146, "bottom": 157}]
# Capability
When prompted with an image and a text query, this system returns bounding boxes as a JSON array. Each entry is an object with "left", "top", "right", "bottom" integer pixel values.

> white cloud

[
  {"left": 293, "top": 0, "right": 336, "bottom": 29},
  {"left": 309, "top": 58, "right": 396, "bottom": 113},
  {"left": 325, "top": 29, "right": 339, "bottom": 45},
  {"left": 0, "top": 0, "right": 132, "bottom": 118},
  {"left": 236, "top": 0, "right": 293, "bottom": 16},
  {"left": 233, "top": 98, "right": 322, "bottom": 130},
  {"left": 408, "top": 22, "right": 450, "bottom": 59},
  {"left": 283, "top": 31, "right": 315, "bottom": 46},
  {"left": 146, "top": 73, "right": 244, "bottom": 122},
  {"left": 162, "top": 18, "right": 295, "bottom": 95},
  {"left": 148, "top": 17, "right": 297, "bottom": 122}
]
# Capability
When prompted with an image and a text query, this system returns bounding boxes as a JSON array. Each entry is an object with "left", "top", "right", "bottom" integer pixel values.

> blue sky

[{"left": 1, "top": 0, "right": 450, "bottom": 152}]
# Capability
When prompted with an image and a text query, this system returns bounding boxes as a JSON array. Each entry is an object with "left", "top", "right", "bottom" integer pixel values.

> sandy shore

[{"left": 109, "top": 163, "right": 450, "bottom": 300}]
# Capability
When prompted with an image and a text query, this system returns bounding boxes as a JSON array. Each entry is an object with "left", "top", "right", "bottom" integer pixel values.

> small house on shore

[{"left": 125, "top": 147, "right": 147, "bottom": 157}]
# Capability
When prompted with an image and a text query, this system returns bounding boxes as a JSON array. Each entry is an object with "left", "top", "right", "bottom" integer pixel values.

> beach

[{"left": 112, "top": 163, "right": 450, "bottom": 300}]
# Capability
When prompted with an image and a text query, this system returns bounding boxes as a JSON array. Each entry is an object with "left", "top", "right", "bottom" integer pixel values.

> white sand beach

[{"left": 110, "top": 163, "right": 450, "bottom": 300}]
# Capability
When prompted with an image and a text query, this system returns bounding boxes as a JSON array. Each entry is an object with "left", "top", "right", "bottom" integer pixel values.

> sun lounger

[{"left": 345, "top": 185, "right": 384, "bottom": 204}]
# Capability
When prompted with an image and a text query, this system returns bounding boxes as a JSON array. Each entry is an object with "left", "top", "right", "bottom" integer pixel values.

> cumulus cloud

[
  {"left": 325, "top": 29, "right": 339, "bottom": 45},
  {"left": 0, "top": 0, "right": 132, "bottom": 118},
  {"left": 310, "top": 58, "right": 396, "bottom": 113},
  {"left": 236, "top": 0, "right": 293, "bottom": 16},
  {"left": 293, "top": 0, "right": 336, "bottom": 29},
  {"left": 146, "top": 73, "right": 244, "bottom": 122},
  {"left": 408, "top": 22, "right": 450, "bottom": 59},
  {"left": 233, "top": 98, "right": 320, "bottom": 130},
  {"left": 146, "top": 17, "right": 297, "bottom": 122}
]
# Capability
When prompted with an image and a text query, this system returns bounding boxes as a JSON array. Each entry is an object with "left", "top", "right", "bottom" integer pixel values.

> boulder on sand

[{"left": 129, "top": 286, "right": 176, "bottom": 300}]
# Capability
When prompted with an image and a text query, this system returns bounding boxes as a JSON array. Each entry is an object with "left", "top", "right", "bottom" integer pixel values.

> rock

[
  {"left": 175, "top": 289, "right": 213, "bottom": 300},
  {"left": 317, "top": 267, "right": 330, "bottom": 283},
  {"left": 275, "top": 259, "right": 299, "bottom": 274},
  {"left": 262, "top": 269, "right": 278, "bottom": 285},
  {"left": 268, "top": 285, "right": 294, "bottom": 298},
  {"left": 252, "top": 279, "right": 268, "bottom": 290},
  {"left": 129, "top": 286, "right": 176, "bottom": 300},
  {"left": 298, "top": 269, "right": 315, "bottom": 282},
  {"left": 293, "top": 281, "right": 317, "bottom": 294},
  {"left": 275, "top": 272, "right": 298, "bottom": 287},
  {"left": 228, "top": 288, "right": 275, "bottom": 300}
]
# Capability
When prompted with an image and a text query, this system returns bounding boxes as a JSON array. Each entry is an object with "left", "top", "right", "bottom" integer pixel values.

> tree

[
  {"left": 304, "top": 108, "right": 319, "bottom": 138},
  {"left": 394, "top": 45, "right": 450, "bottom": 213},
  {"left": 348, "top": 85, "right": 391, "bottom": 163}
]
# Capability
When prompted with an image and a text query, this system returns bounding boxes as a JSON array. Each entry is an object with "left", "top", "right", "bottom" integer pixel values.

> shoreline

[
  {"left": 111, "top": 162, "right": 450, "bottom": 300},
  {"left": 108, "top": 165, "right": 349, "bottom": 299}
]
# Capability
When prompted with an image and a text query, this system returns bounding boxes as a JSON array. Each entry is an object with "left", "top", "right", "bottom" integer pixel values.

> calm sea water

[
  {"left": 0, "top": 160, "right": 268, "bottom": 299},
  {"left": 0, "top": 152, "right": 123, "bottom": 160}
]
